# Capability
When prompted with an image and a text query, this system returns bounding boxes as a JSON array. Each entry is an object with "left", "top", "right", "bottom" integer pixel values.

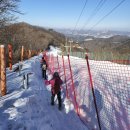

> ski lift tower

[
  {"left": 64, "top": 37, "right": 69, "bottom": 54},
  {"left": 68, "top": 39, "right": 73, "bottom": 55}
]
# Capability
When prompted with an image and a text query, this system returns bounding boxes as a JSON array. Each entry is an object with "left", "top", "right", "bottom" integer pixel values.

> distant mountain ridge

[
  {"left": 80, "top": 35, "right": 130, "bottom": 57},
  {"left": 55, "top": 28, "right": 130, "bottom": 42}
]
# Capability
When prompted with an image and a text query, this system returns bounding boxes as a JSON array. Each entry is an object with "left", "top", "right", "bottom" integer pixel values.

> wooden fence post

[
  {"left": 0, "top": 45, "right": 6, "bottom": 96},
  {"left": 8, "top": 44, "right": 13, "bottom": 70}
]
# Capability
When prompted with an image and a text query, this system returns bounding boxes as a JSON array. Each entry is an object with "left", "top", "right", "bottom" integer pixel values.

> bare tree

[{"left": 0, "top": 0, "right": 21, "bottom": 27}]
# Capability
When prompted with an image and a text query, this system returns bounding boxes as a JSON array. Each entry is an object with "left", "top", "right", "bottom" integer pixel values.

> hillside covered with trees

[{"left": 0, "top": 22, "right": 66, "bottom": 64}]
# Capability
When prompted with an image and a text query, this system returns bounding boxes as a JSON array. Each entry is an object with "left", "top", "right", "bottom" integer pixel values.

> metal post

[{"left": 23, "top": 74, "right": 28, "bottom": 89}]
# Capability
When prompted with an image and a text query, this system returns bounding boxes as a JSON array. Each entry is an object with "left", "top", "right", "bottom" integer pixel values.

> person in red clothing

[{"left": 48, "top": 72, "right": 63, "bottom": 110}]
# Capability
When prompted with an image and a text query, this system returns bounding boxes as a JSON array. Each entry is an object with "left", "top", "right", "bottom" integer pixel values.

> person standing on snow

[
  {"left": 46, "top": 72, "right": 63, "bottom": 110},
  {"left": 41, "top": 57, "right": 47, "bottom": 79}
]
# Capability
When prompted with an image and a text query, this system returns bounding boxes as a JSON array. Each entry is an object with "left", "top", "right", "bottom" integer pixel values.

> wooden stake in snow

[
  {"left": 21, "top": 46, "right": 24, "bottom": 61},
  {"left": 0, "top": 45, "right": 6, "bottom": 96}
]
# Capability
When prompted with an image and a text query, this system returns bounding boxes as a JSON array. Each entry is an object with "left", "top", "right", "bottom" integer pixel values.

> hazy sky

[{"left": 18, "top": 0, "right": 130, "bottom": 31}]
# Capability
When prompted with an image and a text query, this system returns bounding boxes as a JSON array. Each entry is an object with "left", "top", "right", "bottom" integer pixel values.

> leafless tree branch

[{"left": 0, "top": 0, "right": 21, "bottom": 27}]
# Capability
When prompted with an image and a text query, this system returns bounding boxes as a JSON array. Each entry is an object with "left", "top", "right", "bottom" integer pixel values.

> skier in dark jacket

[
  {"left": 41, "top": 57, "right": 47, "bottom": 79},
  {"left": 46, "top": 72, "right": 63, "bottom": 110}
]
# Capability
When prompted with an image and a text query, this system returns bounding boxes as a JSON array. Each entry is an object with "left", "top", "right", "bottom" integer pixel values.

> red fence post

[
  {"left": 52, "top": 55, "right": 54, "bottom": 73},
  {"left": 62, "top": 55, "right": 69, "bottom": 99},
  {"left": 85, "top": 54, "right": 102, "bottom": 130},
  {"left": 8, "top": 44, "right": 13, "bottom": 70},
  {"left": 57, "top": 55, "right": 60, "bottom": 73},
  {"left": 50, "top": 54, "right": 52, "bottom": 73},
  {"left": 50, "top": 54, "right": 53, "bottom": 73},
  {"left": 47, "top": 54, "right": 51, "bottom": 72},
  {"left": 67, "top": 54, "right": 79, "bottom": 114},
  {"left": 47, "top": 54, "right": 49, "bottom": 70}
]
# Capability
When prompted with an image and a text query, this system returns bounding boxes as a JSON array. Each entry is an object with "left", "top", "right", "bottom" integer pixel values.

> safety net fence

[{"left": 45, "top": 52, "right": 130, "bottom": 130}]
